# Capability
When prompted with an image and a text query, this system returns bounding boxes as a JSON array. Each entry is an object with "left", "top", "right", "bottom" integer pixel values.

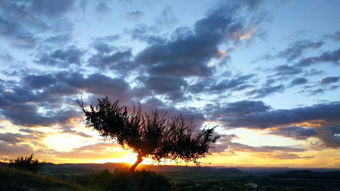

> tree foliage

[
  {"left": 8, "top": 154, "right": 41, "bottom": 173},
  {"left": 79, "top": 97, "right": 219, "bottom": 172}
]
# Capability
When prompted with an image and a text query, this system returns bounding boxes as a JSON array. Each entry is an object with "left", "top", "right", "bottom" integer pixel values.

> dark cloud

[
  {"left": 270, "top": 126, "right": 317, "bottom": 140},
  {"left": 274, "top": 65, "right": 302, "bottom": 76},
  {"left": 297, "top": 48, "right": 340, "bottom": 67},
  {"left": 92, "top": 35, "right": 120, "bottom": 43},
  {"left": 0, "top": 0, "right": 75, "bottom": 50},
  {"left": 22, "top": 74, "right": 56, "bottom": 89},
  {"left": 141, "top": 75, "right": 187, "bottom": 94},
  {"left": 35, "top": 46, "right": 83, "bottom": 67},
  {"left": 58, "top": 72, "right": 132, "bottom": 100},
  {"left": 316, "top": 125, "right": 340, "bottom": 148},
  {"left": 209, "top": 100, "right": 340, "bottom": 129},
  {"left": 209, "top": 74, "right": 255, "bottom": 92},
  {"left": 0, "top": 71, "right": 134, "bottom": 126},
  {"left": 0, "top": 102, "right": 79, "bottom": 126},
  {"left": 188, "top": 74, "right": 254, "bottom": 94},
  {"left": 213, "top": 100, "right": 270, "bottom": 116},
  {"left": 270, "top": 125, "right": 340, "bottom": 148},
  {"left": 278, "top": 40, "right": 323, "bottom": 61},
  {"left": 290, "top": 78, "right": 308, "bottom": 86},
  {"left": 0, "top": 15, "right": 38, "bottom": 48},
  {"left": 248, "top": 84, "right": 285, "bottom": 98},
  {"left": 319, "top": 76, "right": 339, "bottom": 84},
  {"left": 135, "top": 2, "right": 261, "bottom": 77},
  {"left": 88, "top": 43, "right": 135, "bottom": 72}
]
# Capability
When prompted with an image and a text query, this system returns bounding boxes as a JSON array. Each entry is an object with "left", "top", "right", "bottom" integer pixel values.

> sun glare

[{"left": 44, "top": 133, "right": 95, "bottom": 152}]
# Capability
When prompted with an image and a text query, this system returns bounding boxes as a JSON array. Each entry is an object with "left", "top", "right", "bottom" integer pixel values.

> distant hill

[{"left": 0, "top": 166, "right": 89, "bottom": 191}]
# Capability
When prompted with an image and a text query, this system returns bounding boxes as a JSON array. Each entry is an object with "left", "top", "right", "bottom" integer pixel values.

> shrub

[
  {"left": 92, "top": 169, "right": 172, "bottom": 191},
  {"left": 8, "top": 154, "right": 41, "bottom": 173}
]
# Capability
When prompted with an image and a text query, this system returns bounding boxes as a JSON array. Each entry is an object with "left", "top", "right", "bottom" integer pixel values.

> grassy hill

[{"left": 0, "top": 166, "right": 89, "bottom": 191}]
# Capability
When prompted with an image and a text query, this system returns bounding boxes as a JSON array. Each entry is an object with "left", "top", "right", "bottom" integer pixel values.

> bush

[
  {"left": 92, "top": 169, "right": 172, "bottom": 191},
  {"left": 8, "top": 154, "right": 41, "bottom": 173}
]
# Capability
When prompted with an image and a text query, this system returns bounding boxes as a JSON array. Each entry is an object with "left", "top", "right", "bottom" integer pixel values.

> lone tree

[{"left": 79, "top": 97, "right": 219, "bottom": 172}]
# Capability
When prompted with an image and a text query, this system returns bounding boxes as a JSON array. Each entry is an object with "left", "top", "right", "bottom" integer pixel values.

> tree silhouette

[{"left": 79, "top": 97, "right": 219, "bottom": 172}]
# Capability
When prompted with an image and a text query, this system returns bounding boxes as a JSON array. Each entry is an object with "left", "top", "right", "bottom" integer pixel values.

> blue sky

[{"left": 0, "top": 0, "right": 339, "bottom": 167}]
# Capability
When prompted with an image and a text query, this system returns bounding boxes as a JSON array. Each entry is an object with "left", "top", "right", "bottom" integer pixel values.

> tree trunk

[{"left": 129, "top": 154, "right": 143, "bottom": 172}]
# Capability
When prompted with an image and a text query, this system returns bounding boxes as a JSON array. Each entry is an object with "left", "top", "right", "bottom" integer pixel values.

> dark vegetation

[
  {"left": 2, "top": 161, "right": 340, "bottom": 191},
  {"left": 8, "top": 154, "right": 41, "bottom": 173},
  {"left": 78, "top": 97, "right": 219, "bottom": 172}
]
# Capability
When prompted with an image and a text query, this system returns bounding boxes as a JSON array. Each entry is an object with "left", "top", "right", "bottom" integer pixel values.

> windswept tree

[{"left": 79, "top": 97, "right": 219, "bottom": 172}]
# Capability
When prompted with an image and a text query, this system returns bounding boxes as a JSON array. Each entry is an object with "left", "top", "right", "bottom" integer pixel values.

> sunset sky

[{"left": 0, "top": 0, "right": 339, "bottom": 168}]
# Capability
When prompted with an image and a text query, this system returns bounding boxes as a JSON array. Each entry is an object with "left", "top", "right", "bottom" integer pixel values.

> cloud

[
  {"left": 290, "top": 78, "right": 308, "bottom": 86},
  {"left": 0, "top": 71, "right": 134, "bottom": 126},
  {"left": 297, "top": 48, "right": 340, "bottom": 67},
  {"left": 0, "top": 142, "right": 34, "bottom": 159},
  {"left": 277, "top": 40, "right": 323, "bottom": 61},
  {"left": 214, "top": 100, "right": 270, "bottom": 116},
  {"left": 22, "top": 74, "right": 57, "bottom": 89},
  {"left": 209, "top": 74, "right": 255, "bottom": 92},
  {"left": 0, "top": 0, "right": 75, "bottom": 49},
  {"left": 266, "top": 153, "right": 313, "bottom": 159},
  {"left": 88, "top": 43, "right": 135, "bottom": 72},
  {"left": 270, "top": 126, "right": 317, "bottom": 140},
  {"left": 139, "top": 75, "right": 187, "bottom": 100},
  {"left": 319, "top": 76, "right": 339, "bottom": 84},
  {"left": 188, "top": 74, "right": 255, "bottom": 94},
  {"left": 135, "top": 1, "right": 262, "bottom": 77},
  {"left": 316, "top": 125, "right": 340, "bottom": 148},
  {"left": 270, "top": 125, "right": 340, "bottom": 148},
  {"left": 35, "top": 46, "right": 83, "bottom": 67},
  {"left": 0, "top": 133, "right": 25, "bottom": 144},
  {"left": 208, "top": 100, "right": 340, "bottom": 129},
  {"left": 0, "top": 15, "right": 39, "bottom": 48},
  {"left": 247, "top": 84, "right": 285, "bottom": 98},
  {"left": 273, "top": 65, "right": 302, "bottom": 76}
]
